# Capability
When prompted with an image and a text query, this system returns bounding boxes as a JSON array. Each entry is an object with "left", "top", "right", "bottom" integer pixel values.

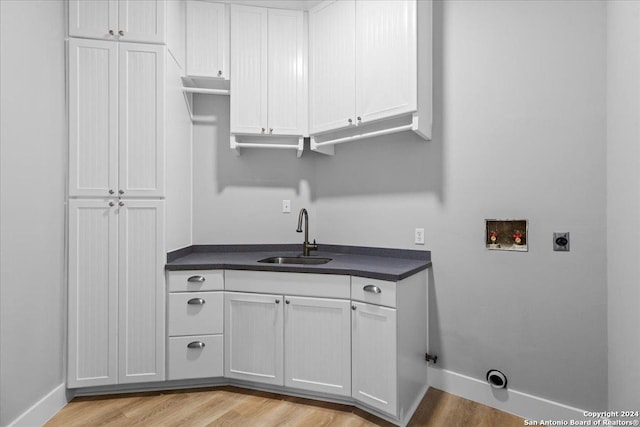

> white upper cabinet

[
  {"left": 309, "top": 0, "right": 355, "bottom": 134},
  {"left": 69, "top": 38, "right": 165, "bottom": 198},
  {"left": 69, "top": 0, "right": 165, "bottom": 44},
  {"left": 355, "top": 0, "right": 417, "bottom": 123},
  {"left": 186, "top": 1, "right": 228, "bottom": 78},
  {"left": 266, "top": 8, "right": 306, "bottom": 136},
  {"left": 309, "top": 0, "right": 431, "bottom": 152},
  {"left": 229, "top": 5, "right": 268, "bottom": 135},
  {"left": 230, "top": 5, "right": 306, "bottom": 137}
]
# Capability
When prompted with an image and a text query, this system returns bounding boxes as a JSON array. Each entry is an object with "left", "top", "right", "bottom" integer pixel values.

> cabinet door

[
  {"left": 308, "top": 0, "right": 356, "bottom": 134},
  {"left": 68, "top": 38, "right": 118, "bottom": 198},
  {"left": 69, "top": 0, "right": 118, "bottom": 40},
  {"left": 225, "top": 292, "right": 283, "bottom": 386},
  {"left": 118, "top": 0, "right": 166, "bottom": 44},
  {"left": 117, "top": 200, "right": 165, "bottom": 384},
  {"left": 186, "top": 1, "right": 227, "bottom": 78},
  {"left": 118, "top": 43, "right": 165, "bottom": 198},
  {"left": 230, "top": 5, "right": 268, "bottom": 134},
  {"left": 284, "top": 296, "right": 351, "bottom": 396},
  {"left": 355, "top": 0, "right": 417, "bottom": 123},
  {"left": 68, "top": 199, "right": 118, "bottom": 388},
  {"left": 352, "top": 301, "right": 398, "bottom": 417},
  {"left": 267, "top": 9, "right": 306, "bottom": 136}
]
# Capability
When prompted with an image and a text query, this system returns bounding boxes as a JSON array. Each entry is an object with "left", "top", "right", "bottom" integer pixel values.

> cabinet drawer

[
  {"left": 167, "top": 270, "right": 224, "bottom": 292},
  {"left": 351, "top": 276, "right": 397, "bottom": 308},
  {"left": 168, "top": 335, "right": 223, "bottom": 380},
  {"left": 225, "top": 270, "right": 350, "bottom": 299},
  {"left": 169, "top": 292, "right": 223, "bottom": 336}
]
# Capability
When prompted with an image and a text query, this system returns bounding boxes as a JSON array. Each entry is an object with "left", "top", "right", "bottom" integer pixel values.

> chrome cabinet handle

[
  {"left": 118, "top": 30, "right": 124, "bottom": 36},
  {"left": 187, "top": 275, "right": 205, "bottom": 283},
  {"left": 187, "top": 341, "right": 205, "bottom": 349},
  {"left": 348, "top": 118, "right": 353, "bottom": 124},
  {"left": 363, "top": 285, "right": 382, "bottom": 294},
  {"left": 285, "top": 300, "right": 290, "bottom": 304},
  {"left": 109, "top": 201, "right": 115, "bottom": 207},
  {"left": 217, "top": 70, "right": 222, "bottom": 77},
  {"left": 109, "top": 189, "right": 114, "bottom": 195},
  {"left": 108, "top": 30, "right": 114, "bottom": 36},
  {"left": 275, "top": 299, "right": 280, "bottom": 304},
  {"left": 187, "top": 298, "right": 205, "bottom": 305},
  {"left": 269, "top": 128, "right": 273, "bottom": 134},
  {"left": 118, "top": 201, "right": 124, "bottom": 207},
  {"left": 351, "top": 304, "right": 357, "bottom": 310},
  {"left": 118, "top": 189, "right": 124, "bottom": 195},
  {"left": 261, "top": 128, "right": 266, "bottom": 134},
  {"left": 357, "top": 116, "right": 362, "bottom": 123}
]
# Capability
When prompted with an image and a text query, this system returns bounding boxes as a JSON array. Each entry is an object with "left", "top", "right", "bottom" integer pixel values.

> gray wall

[
  {"left": 0, "top": 1, "right": 67, "bottom": 425},
  {"left": 194, "top": 0, "right": 607, "bottom": 410},
  {"left": 606, "top": 0, "right": 640, "bottom": 411},
  {"left": 193, "top": 95, "right": 318, "bottom": 245}
]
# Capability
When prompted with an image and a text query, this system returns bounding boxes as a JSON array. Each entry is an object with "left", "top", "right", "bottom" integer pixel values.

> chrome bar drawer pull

[
  {"left": 187, "top": 298, "right": 205, "bottom": 305},
  {"left": 363, "top": 284, "right": 382, "bottom": 294},
  {"left": 187, "top": 341, "right": 206, "bottom": 349},
  {"left": 187, "top": 275, "right": 205, "bottom": 283}
]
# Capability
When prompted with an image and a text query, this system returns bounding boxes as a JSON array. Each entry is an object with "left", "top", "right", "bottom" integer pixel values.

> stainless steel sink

[{"left": 258, "top": 256, "right": 332, "bottom": 265}]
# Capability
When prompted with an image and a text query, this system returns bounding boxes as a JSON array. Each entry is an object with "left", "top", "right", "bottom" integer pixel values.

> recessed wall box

[{"left": 485, "top": 219, "right": 528, "bottom": 252}]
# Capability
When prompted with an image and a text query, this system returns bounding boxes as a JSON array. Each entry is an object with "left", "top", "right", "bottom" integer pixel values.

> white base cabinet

[
  {"left": 68, "top": 199, "right": 165, "bottom": 388},
  {"left": 167, "top": 270, "right": 224, "bottom": 381},
  {"left": 352, "top": 301, "right": 398, "bottom": 416},
  {"left": 284, "top": 296, "right": 351, "bottom": 397},
  {"left": 168, "top": 335, "right": 223, "bottom": 380},
  {"left": 165, "top": 269, "right": 427, "bottom": 425},
  {"left": 351, "top": 273, "right": 429, "bottom": 424},
  {"left": 224, "top": 291, "right": 284, "bottom": 386}
]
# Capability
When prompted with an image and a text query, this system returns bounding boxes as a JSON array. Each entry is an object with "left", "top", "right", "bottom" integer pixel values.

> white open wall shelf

[{"left": 182, "top": 76, "right": 229, "bottom": 123}]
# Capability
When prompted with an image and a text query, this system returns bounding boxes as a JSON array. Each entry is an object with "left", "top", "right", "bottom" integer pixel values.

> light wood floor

[{"left": 46, "top": 386, "right": 525, "bottom": 427}]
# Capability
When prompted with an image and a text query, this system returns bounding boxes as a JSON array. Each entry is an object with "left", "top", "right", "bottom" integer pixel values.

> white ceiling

[{"left": 219, "top": 0, "right": 324, "bottom": 10}]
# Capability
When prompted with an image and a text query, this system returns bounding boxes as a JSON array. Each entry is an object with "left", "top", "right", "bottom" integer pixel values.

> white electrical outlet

[
  {"left": 282, "top": 200, "right": 291, "bottom": 213},
  {"left": 415, "top": 228, "right": 425, "bottom": 245}
]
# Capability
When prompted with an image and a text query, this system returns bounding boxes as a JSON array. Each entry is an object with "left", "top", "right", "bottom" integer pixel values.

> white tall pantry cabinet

[{"left": 67, "top": 7, "right": 166, "bottom": 388}]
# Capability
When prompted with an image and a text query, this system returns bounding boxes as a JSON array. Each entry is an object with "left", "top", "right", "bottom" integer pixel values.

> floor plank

[{"left": 45, "top": 386, "right": 525, "bottom": 426}]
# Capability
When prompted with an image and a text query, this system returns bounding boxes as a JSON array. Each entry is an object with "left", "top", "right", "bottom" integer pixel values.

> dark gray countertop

[{"left": 166, "top": 244, "right": 431, "bottom": 282}]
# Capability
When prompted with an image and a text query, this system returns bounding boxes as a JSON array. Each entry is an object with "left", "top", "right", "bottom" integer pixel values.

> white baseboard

[
  {"left": 428, "top": 366, "right": 591, "bottom": 423},
  {"left": 8, "top": 383, "right": 68, "bottom": 427}
]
